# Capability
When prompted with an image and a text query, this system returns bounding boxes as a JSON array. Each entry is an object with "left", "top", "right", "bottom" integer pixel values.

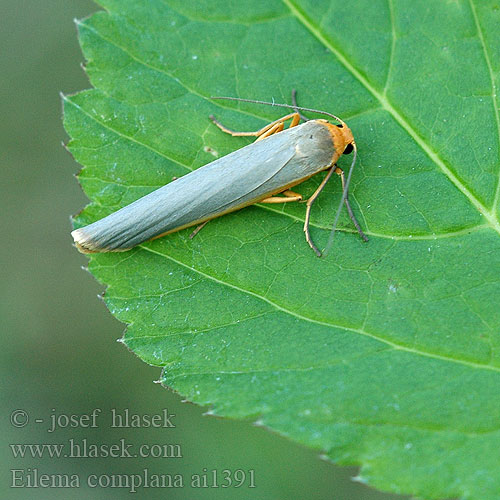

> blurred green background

[{"left": 1, "top": 1, "right": 408, "bottom": 498}]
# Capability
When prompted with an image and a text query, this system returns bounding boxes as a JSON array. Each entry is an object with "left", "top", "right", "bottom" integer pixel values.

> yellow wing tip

[{"left": 71, "top": 228, "right": 100, "bottom": 254}]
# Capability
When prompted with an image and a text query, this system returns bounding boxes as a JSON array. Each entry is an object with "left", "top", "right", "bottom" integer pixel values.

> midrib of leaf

[
  {"left": 282, "top": 0, "right": 500, "bottom": 235},
  {"left": 140, "top": 244, "right": 500, "bottom": 375},
  {"left": 468, "top": 0, "right": 500, "bottom": 211},
  {"left": 383, "top": 0, "right": 396, "bottom": 97},
  {"left": 67, "top": 94, "right": 488, "bottom": 241}
]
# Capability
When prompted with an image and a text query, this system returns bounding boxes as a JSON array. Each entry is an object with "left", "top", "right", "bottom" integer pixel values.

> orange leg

[
  {"left": 260, "top": 190, "right": 302, "bottom": 203},
  {"left": 304, "top": 168, "right": 336, "bottom": 257},
  {"left": 209, "top": 112, "right": 301, "bottom": 139},
  {"left": 303, "top": 167, "right": 368, "bottom": 256},
  {"left": 255, "top": 121, "right": 284, "bottom": 142},
  {"left": 190, "top": 189, "right": 303, "bottom": 239}
]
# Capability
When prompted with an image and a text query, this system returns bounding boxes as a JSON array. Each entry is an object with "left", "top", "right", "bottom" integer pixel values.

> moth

[{"left": 72, "top": 93, "right": 367, "bottom": 257}]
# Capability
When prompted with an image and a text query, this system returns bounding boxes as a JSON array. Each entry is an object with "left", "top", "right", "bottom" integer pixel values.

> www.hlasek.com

[{"left": 10, "top": 438, "right": 182, "bottom": 459}]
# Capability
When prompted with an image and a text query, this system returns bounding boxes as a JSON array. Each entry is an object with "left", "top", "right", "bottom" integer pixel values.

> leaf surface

[{"left": 65, "top": 1, "right": 500, "bottom": 498}]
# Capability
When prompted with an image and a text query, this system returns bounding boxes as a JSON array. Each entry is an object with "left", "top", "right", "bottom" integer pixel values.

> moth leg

[
  {"left": 334, "top": 167, "right": 369, "bottom": 242},
  {"left": 253, "top": 113, "right": 301, "bottom": 142},
  {"left": 287, "top": 112, "right": 301, "bottom": 129},
  {"left": 304, "top": 167, "right": 336, "bottom": 257},
  {"left": 191, "top": 189, "right": 302, "bottom": 238},
  {"left": 209, "top": 112, "right": 301, "bottom": 138},
  {"left": 291, "top": 89, "right": 309, "bottom": 122},
  {"left": 260, "top": 189, "right": 303, "bottom": 203},
  {"left": 255, "top": 112, "right": 300, "bottom": 139},
  {"left": 189, "top": 221, "right": 209, "bottom": 239},
  {"left": 282, "top": 189, "right": 302, "bottom": 199},
  {"left": 255, "top": 121, "right": 284, "bottom": 142}
]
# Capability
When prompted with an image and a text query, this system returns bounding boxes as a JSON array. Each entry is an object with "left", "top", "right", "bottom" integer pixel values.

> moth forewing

[{"left": 72, "top": 120, "right": 339, "bottom": 254}]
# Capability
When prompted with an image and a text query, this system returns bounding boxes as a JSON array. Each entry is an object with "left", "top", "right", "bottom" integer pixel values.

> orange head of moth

[{"left": 318, "top": 118, "right": 356, "bottom": 164}]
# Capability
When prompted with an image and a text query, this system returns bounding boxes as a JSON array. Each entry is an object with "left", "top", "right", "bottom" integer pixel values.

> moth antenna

[
  {"left": 211, "top": 96, "right": 344, "bottom": 124},
  {"left": 291, "top": 89, "right": 309, "bottom": 122},
  {"left": 211, "top": 93, "right": 361, "bottom": 255},
  {"left": 322, "top": 144, "right": 358, "bottom": 257}
]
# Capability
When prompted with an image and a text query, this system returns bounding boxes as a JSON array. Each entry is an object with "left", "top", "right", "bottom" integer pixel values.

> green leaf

[{"left": 65, "top": 0, "right": 500, "bottom": 498}]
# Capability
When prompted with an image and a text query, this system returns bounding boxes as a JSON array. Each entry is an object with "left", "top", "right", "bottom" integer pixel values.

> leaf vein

[
  {"left": 140, "top": 245, "right": 500, "bottom": 374},
  {"left": 282, "top": 0, "right": 500, "bottom": 235},
  {"left": 383, "top": 0, "right": 396, "bottom": 96},
  {"left": 469, "top": 0, "right": 500, "bottom": 212}
]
